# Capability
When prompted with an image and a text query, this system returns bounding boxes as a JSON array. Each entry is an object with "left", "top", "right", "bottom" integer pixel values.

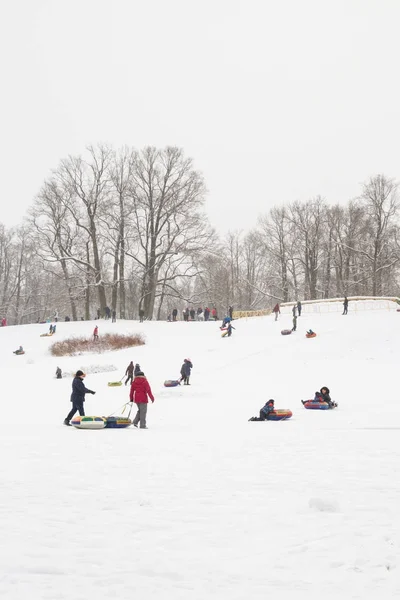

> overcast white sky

[{"left": 1, "top": 0, "right": 400, "bottom": 233}]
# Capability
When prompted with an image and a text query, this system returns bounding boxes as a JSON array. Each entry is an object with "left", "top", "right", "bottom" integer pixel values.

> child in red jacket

[{"left": 129, "top": 371, "right": 155, "bottom": 428}]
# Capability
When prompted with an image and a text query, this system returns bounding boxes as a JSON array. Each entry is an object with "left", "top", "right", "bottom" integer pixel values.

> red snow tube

[
  {"left": 281, "top": 329, "right": 292, "bottom": 335},
  {"left": 267, "top": 409, "right": 292, "bottom": 421},
  {"left": 306, "top": 332, "right": 317, "bottom": 338},
  {"left": 303, "top": 400, "right": 330, "bottom": 410}
]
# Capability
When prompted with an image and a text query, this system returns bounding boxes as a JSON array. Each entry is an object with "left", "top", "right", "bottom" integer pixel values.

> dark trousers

[
  {"left": 66, "top": 400, "right": 85, "bottom": 421},
  {"left": 343, "top": 306, "right": 348, "bottom": 315},
  {"left": 125, "top": 373, "right": 133, "bottom": 386}
]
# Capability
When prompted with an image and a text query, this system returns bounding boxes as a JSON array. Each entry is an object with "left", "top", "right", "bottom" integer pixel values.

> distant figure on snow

[
  {"left": 302, "top": 386, "right": 336, "bottom": 408},
  {"left": 134, "top": 363, "right": 142, "bottom": 376},
  {"left": 1, "top": 317, "right": 7, "bottom": 327},
  {"left": 343, "top": 296, "right": 349, "bottom": 315},
  {"left": 222, "top": 315, "right": 231, "bottom": 328},
  {"left": 139, "top": 309, "right": 145, "bottom": 323},
  {"left": 292, "top": 314, "right": 297, "bottom": 332},
  {"left": 56, "top": 366, "right": 62, "bottom": 379},
  {"left": 54, "top": 310, "right": 59, "bottom": 322},
  {"left": 211, "top": 308, "right": 218, "bottom": 321},
  {"left": 292, "top": 304, "right": 297, "bottom": 318},
  {"left": 204, "top": 307, "right": 210, "bottom": 321},
  {"left": 249, "top": 399, "right": 275, "bottom": 421},
  {"left": 13, "top": 346, "right": 24, "bottom": 354},
  {"left": 93, "top": 325, "right": 99, "bottom": 341},
  {"left": 65, "top": 316, "right": 71, "bottom": 322},
  {"left": 180, "top": 358, "right": 193, "bottom": 385},
  {"left": 64, "top": 370, "right": 96, "bottom": 425},
  {"left": 273, "top": 303, "right": 280, "bottom": 321},
  {"left": 105, "top": 306, "right": 111, "bottom": 320},
  {"left": 129, "top": 371, "right": 155, "bottom": 429},
  {"left": 125, "top": 361, "right": 134, "bottom": 386},
  {"left": 225, "top": 322, "right": 235, "bottom": 337},
  {"left": 112, "top": 309, "right": 116, "bottom": 323},
  {"left": 228, "top": 305, "right": 233, "bottom": 320},
  {"left": 172, "top": 308, "right": 178, "bottom": 322},
  {"left": 297, "top": 300, "right": 302, "bottom": 316}
]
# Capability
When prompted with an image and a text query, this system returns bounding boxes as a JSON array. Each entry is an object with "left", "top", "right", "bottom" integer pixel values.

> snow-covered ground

[{"left": 1, "top": 307, "right": 399, "bottom": 599}]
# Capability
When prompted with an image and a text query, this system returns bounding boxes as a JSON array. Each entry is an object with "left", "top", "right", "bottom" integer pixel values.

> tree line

[{"left": 1, "top": 144, "right": 399, "bottom": 324}]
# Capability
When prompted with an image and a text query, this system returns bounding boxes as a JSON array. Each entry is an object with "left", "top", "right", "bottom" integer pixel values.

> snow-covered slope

[{"left": 1, "top": 309, "right": 399, "bottom": 599}]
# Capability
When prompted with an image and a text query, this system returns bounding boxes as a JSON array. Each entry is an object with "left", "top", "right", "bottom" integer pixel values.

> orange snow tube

[{"left": 306, "top": 332, "right": 317, "bottom": 338}]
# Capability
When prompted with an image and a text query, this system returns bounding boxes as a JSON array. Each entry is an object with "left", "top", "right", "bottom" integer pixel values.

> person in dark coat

[
  {"left": 297, "top": 301, "right": 302, "bottom": 316},
  {"left": 302, "top": 386, "right": 336, "bottom": 408},
  {"left": 228, "top": 305, "right": 233, "bottom": 319},
  {"left": 273, "top": 303, "right": 280, "bottom": 321},
  {"left": 292, "top": 304, "right": 297, "bottom": 317},
  {"left": 343, "top": 297, "right": 349, "bottom": 315},
  {"left": 125, "top": 361, "right": 134, "bottom": 386},
  {"left": 180, "top": 358, "right": 193, "bottom": 385},
  {"left": 97, "top": 308, "right": 101, "bottom": 319},
  {"left": 134, "top": 363, "right": 142, "bottom": 376},
  {"left": 189, "top": 308, "right": 195, "bottom": 321},
  {"left": 111, "top": 309, "right": 116, "bottom": 323},
  {"left": 204, "top": 307, "right": 210, "bottom": 321},
  {"left": 249, "top": 399, "right": 275, "bottom": 421},
  {"left": 292, "top": 314, "right": 297, "bottom": 331},
  {"left": 226, "top": 323, "right": 235, "bottom": 337},
  {"left": 56, "top": 366, "right": 62, "bottom": 379},
  {"left": 172, "top": 308, "right": 178, "bottom": 322},
  {"left": 129, "top": 371, "right": 154, "bottom": 428},
  {"left": 139, "top": 309, "right": 145, "bottom": 323},
  {"left": 64, "top": 370, "right": 96, "bottom": 425}
]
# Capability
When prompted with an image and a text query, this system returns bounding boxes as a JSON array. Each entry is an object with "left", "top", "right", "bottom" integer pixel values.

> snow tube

[
  {"left": 13, "top": 351, "right": 25, "bottom": 355},
  {"left": 267, "top": 409, "right": 292, "bottom": 421},
  {"left": 281, "top": 329, "right": 292, "bottom": 336},
  {"left": 306, "top": 332, "right": 317, "bottom": 338},
  {"left": 221, "top": 331, "right": 229, "bottom": 337},
  {"left": 107, "top": 381, "right": 123, "bottom": 387},
  {"left": 71, "top": 416, "right": 106, "bottom": 429},
  {"left": 105, "top": 416, "right": 132, "bottom": 429},
  {"left": 40, "top": 333, "right": 53, "bottom": 337},
  {"left": 303, "top": 400, "right": 331, "bottom": 410},
  {"left": 164, "top": 379, "right": 180, "bottom": 387}
]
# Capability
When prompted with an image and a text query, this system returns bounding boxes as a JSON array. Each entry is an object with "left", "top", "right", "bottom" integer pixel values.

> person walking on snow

[
  {"left": 292, "top": 304, "right": 297, "bottom": 318},
  {"left": 129, "top": 371, "right": 154, "bottom": 428},
  {"left": 180, "top": 358, "right": 193, "bottom": 385},
  {"left": 343, "top": 296, "right": 349, "bottom": 315},
  {"left": 273, "top": 303, "right": 280, "bottom": 321},
  {"left": 297, "top": 300, "right": 302, "bottom": 316},
  {"left": 228, "top": 305, "right": 233, "bottom": 320},
  {"left": 292, "top": 314, "right": 297, "bottom": 332},
  {"left": 134, "top": 363, "right": 142, "bottom": 376},
  {"left": 125, "top": 361, "right": 134, "bottom": 386},
  {"left": 93, "top": 325, "right": 99, "bottom": 341},
  {"left": 64, "top": 370, "right": 96, "bottom": 425}
]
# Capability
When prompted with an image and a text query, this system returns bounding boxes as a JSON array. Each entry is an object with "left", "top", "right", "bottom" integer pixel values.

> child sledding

[
  {"left": 248, "top": 399, "right": 292, "bottom": 421},
  {"left": 302, "top": 386, "right": 338, "bottom": 409},
  {"left": 13, "top": 346, "right": 24, "bottom": 355}
]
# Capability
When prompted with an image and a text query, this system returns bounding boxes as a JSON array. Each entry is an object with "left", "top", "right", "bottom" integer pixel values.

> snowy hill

[{"left": 1, "top": 308, "right": 400, "bottom": 599}]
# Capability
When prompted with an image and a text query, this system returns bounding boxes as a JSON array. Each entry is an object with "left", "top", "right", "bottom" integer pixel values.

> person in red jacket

[
  {"left": 272, "top": 303, "right": 280, "bottom": 321},
  {"left": 93, "top": 325, "right": 99, "bottom": 341},
  {"left": 129, "top": 371, "right": 154, "bottom": 429}
]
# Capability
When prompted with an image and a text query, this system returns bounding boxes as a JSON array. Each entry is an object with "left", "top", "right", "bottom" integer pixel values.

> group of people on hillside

[
  {"left": 170, "top": 306, "right": 219, "bottom": 322},
  {"left": 273, "top": 297, "right": 349, "bottom": 327},
  {"left": 96, "top": 306, "right": 117, "bottom": 322}
]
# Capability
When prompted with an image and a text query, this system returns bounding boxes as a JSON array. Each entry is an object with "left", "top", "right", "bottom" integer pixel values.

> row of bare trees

[{"left": 1, "top": 149, "right": 399, "bottom": 325}]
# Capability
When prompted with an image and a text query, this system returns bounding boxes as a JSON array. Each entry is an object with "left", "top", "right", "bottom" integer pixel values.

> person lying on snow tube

[
  {"left": 249, "top": 399, "right": 275, "bottom": 421},
  {"left": 302, "top": 386, "right": 336, "bottom": 408}
]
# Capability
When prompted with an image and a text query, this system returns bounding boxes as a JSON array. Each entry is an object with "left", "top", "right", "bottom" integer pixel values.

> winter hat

[
  {"left": 136, "top": 371, "right": 145, "bottom": 377},
  {"left": 76, "top": 370, "right": 85, "bottom": 377},
  {"left": 267, "top": 399, "right": 275, "bottom": 404},
  {"left": 320, "top": 387, "right": 330, "bottom": 394}
]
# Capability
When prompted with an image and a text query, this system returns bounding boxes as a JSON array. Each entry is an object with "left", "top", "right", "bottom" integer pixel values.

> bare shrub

[{"left": 50, "top": 333, "right": 145, "bottom": 357}]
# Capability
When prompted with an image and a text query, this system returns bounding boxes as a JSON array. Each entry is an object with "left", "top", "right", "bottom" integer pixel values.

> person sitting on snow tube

[
  {"left": 307, "top": 329, "right": 315, "bottom": 336},
  {"left": 303, "top": 387, "right": 334, "bottom": 408},
  {"left": 249, "top": 399, "right": 275, "bottom": 421},
  {"left": 13, "top": 345, "right": 24, "bottom": 354}
]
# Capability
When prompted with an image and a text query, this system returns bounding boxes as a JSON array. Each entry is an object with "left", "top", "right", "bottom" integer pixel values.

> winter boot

[{"left": 63, "top": 419, "right": 71, "bottom": 426}]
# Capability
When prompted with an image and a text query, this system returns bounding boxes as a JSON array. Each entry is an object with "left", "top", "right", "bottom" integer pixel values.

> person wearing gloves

[
  {"left": 64, "top": 370, "right": 96, "bottom": 426},
  {"left": 248, "top": 399, "right": 276, "bottom": 421},
  {"left": 129, "top": 371, "right": 154, "bottom": 429}
]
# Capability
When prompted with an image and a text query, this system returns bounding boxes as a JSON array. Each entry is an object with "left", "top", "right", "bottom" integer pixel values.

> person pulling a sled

[
  {"left": 64, "top": 370, "right": 96, "bottom": 426},
  {"left": 180, "top": 358, "right": 193, "bottom": 385},
  {"left": 129, "top": 370, "right": 155, "bottom": 429},
  {"left": 249, "top": 399, "right": 276, "bottom": 421},
  {"left": 125, "top": 361, "right": 134, "bottom": 386}
]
